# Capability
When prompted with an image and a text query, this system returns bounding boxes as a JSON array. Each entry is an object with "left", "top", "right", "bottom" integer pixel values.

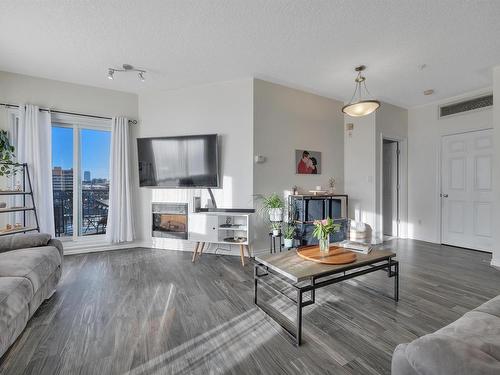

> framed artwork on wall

[{"left": 295, "top": 149, "right": 321, "bottom": 174}]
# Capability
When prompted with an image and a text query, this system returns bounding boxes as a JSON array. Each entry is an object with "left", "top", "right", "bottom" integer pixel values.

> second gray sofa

[
  {"left": 0, "top": 233, "right": 63, "bottom": 359},
  {"left": 392, "top": 295, "right": 500, "bottom": 375}
]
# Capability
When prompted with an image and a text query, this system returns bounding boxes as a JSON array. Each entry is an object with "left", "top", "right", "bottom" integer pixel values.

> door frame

[
  {"left": 438, "top": 128, "right": 493, "bottom": 248},
  {"left": 379, "top": 134, "right": 408, "bottom": 240}
]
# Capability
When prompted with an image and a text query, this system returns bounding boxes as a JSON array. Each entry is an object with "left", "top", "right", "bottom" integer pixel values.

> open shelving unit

[{"left": 0, "top": 162, "right": 40, "bottom": 237}]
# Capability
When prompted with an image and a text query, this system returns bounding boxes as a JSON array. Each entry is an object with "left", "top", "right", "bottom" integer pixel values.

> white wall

[
  {"left": 375, "top": 103, "right": 408, "bottom": 242},
  {"left": 407, "top": 89, "right": 493, "bottom": 243},
  {"left": 135, "top": 79, "right": 254, "bottom": 254},
  {"left": 493, "top": 68, "right": 500, "bottom": 267},
  {"left": 344, "top": 102, "right": 408, "bottom": 244},
  {"left": 253, "top": 79, "right": 344, "bottom": 252},
  {"left": 344, "top": 112, "right": 377, "bottom": 238},
  {"left": 0, "top": 71, "right": 138, "bottom": 128}
]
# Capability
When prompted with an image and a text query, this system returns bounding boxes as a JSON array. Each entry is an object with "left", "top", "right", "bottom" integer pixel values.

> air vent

[{"left": 439, "top": 94, "right": 493, "bottom": 118}]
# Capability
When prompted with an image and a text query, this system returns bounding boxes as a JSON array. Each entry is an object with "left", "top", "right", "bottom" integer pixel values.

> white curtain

[
  {"left": 107, "top": 117, "right": 134, "bottom": 243},
  {"left": 15, "top": 104, "right": 55, "bottom": 235}
]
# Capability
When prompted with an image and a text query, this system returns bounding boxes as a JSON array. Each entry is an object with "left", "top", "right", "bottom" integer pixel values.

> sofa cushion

[
  {"left": 403, "top": 310, "right": 500, "bottom": 375},
  {"left": 0, "top": 277, "right": 33, "bottom": 356},
  {"left": 0, "top": 233, "right": 51, "bottom": 254},
  {"left": 474, "top": 295, "right": 500, "bottom": 318},
  {"left": 0, "top": 246, "right": 61, "bottom": 293}
]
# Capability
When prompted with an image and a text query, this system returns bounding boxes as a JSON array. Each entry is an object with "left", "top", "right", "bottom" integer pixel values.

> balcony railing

[{"left": 53, "top": 188, "right": 109, "bottom": 237}]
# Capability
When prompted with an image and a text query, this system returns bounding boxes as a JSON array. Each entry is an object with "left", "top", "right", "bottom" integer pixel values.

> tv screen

[{"left": 137, "top": 134, "right": 219, "bottom": 188}]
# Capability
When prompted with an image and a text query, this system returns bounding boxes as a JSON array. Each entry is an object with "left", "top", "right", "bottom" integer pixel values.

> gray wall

[{"left": 253, "top": 79, "right": 344, "bottom": 252}]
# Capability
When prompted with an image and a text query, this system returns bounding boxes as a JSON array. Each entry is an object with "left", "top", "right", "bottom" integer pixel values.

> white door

[{"left": 441, "top": 129, "right": 494, "bottom": 251}]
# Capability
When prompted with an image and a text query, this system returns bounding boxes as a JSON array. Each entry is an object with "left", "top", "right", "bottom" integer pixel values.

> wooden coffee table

[{"left": 254, "top": 248, "right": 398, "bottom": 346}]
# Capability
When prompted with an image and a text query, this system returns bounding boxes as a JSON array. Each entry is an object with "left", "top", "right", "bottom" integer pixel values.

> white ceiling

[{"left": 1, "top": 0, "right": 500, "bottom": 107}]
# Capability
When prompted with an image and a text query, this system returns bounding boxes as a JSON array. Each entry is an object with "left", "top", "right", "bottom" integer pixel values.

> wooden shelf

[
  {"left": 0, "top": 226, "right": 38, "bottom": 236},
  {"left": 0, "top": 191, "right": 31, "bottom": 195},
  {"left": 0, "top": 207, "right": 34, "bottom": 213}
]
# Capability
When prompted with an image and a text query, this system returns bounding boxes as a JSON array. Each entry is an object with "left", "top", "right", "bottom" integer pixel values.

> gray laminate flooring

[{"left": 0, "top": 239, "right": 499, "bottom": 375}]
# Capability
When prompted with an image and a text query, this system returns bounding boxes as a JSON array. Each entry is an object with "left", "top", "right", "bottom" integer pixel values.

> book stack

[{"left": 337, "top": 240, "right": 372, "bottom": 254}]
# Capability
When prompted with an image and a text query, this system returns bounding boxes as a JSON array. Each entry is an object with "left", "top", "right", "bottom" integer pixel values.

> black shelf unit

[
  {"left": 288, "top": 194, "right": 348, "bottom": 246},
  {"left": 0, "top": 162, "right": 40, "bottom": 236}
]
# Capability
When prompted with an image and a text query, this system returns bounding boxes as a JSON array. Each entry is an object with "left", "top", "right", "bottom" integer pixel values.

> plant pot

[
  {"left": 269, "top": 208, "right": 283, "bottom": 222},
  {"left": 272, "top": 229, "right": 280, "bottom": 236},
  {"left": 284, "top": 238, "right": 293, "bottom": 248}
]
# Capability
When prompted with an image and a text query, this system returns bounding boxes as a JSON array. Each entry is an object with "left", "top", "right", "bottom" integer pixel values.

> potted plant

[
  {"left": 259, "top": 193, "right": 285, "bottom": 222},
  {"left": 0, "top": 130, "right": 16, "bottom": 177},
  {"left": 270, "top": 222, "right": 281, "bottom": 237},
  {"left": 312, "top": 217, "right": 340, "bottom": 254},
  {"left": 283, "top": 224, "right": 295, "bottom": 248}
]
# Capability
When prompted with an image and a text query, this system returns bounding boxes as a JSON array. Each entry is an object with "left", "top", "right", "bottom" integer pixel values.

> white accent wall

[
  {"left": 344, "top": 102, "right": 408, "bottom": 244},
  {"left": 135, "top": 79, "right": 254, "bottom": 254},
  {"left": 407, "top": 89, "right": 493, "bottom": 244},
  {"left": 253, "top": 79, "right": 345, "bottom": 252}
]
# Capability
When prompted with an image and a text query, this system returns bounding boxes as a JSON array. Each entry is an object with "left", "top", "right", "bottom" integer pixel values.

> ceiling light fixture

[
  {"left": 107, "top": 64, "right": 146, "bottom": 82},
  {"left": 342, "top": 65, "right": 380, "bottom": 117}
]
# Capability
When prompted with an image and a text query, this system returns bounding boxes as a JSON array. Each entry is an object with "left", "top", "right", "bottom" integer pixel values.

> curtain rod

[{"left": 0, "top": 102, "right": 137, "bottom": 125}]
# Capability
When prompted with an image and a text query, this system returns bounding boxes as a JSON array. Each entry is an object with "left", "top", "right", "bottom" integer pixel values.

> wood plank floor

[{"left": 0, "top": 239, "right": 498, "bottom": 375}]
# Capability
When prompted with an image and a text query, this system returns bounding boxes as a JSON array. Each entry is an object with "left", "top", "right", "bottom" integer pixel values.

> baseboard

[{"left": 64, "top": 241, "right": 141, "bottom": 255}]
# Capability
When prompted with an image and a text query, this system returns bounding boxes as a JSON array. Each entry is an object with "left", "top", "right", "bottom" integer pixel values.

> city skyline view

[{"left": 52, "top": 126, "right": 111, "bottom": 180}]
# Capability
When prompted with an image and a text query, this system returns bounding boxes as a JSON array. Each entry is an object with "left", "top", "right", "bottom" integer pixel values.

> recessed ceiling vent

[{"left": 439, "top": 94, "right": 493, "bottom": 118}]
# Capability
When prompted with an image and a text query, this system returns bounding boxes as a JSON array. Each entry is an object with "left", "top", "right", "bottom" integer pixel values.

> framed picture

[{"left": 295, "top": 149, "right": 321, "bottom": 174}]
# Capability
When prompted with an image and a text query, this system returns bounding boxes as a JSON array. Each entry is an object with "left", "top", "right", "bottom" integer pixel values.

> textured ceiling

[{"left": 1, "top": 0, "right": 500, "bottom": 107}]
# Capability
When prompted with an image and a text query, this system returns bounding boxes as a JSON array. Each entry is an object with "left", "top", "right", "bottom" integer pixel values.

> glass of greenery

[{"left": 312, "top": 218, "right": 340, "bottom": 254}]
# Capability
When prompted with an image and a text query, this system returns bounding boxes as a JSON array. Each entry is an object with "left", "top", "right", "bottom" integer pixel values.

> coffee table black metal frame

[{"left": 254, "top": 253, "right": 399, "bottom": 346}]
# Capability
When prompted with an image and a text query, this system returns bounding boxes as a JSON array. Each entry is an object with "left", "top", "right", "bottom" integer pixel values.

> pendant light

[{"left": 342, "top": 65, "right": 380, "bottom": 117}]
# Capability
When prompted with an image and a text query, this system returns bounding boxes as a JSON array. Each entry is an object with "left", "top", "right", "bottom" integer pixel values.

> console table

[
  {"left": 254, "top": 249, "right": 398, "bottom": 346},
  {"left": 189, "top": 210, "right": 253, "bottom": 266}
]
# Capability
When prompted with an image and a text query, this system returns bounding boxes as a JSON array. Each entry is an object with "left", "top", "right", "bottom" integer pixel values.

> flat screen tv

[{"left": 137, "top": 134, "right": 219, "bottom": 188}]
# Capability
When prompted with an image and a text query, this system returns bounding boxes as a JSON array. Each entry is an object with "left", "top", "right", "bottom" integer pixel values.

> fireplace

[{"left": 152, "top": 203, "right": 188, "bottom": 239}]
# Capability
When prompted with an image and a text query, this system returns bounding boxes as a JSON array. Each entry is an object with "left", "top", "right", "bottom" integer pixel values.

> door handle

[{"left": 441, "top": 194, "right": 448, "bottom": 198}]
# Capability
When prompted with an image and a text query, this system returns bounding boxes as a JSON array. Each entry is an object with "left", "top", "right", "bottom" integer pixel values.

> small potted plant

[
  {"left": 283, "top": 224, "right": 295, "bottom": 248},
  {"left": 0, "top": 130, "right": 17, "bottom": 178},
  {"left": 328, "top": 177, "right": 336, "bottom": 194},
  {"left": 312, "top": 217, "right": 340, "bottom": 254},
  {"left": 270, "top": 222, "right": 281, "bottom": 237},
  {"left": 259, "top": 193, "right": 285, "bottom": 222}
]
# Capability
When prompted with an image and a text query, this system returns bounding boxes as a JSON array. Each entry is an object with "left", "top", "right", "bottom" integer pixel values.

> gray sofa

[
  {"left": 392, "top": 295, "right": 500, "bottom": 375},
  {"left": 0, "top": 233, "right": 63, "bottom": 358}
]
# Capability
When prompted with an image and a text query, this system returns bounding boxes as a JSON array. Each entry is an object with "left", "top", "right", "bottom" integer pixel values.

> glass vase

[{"left": 319, "top": 238, "right": 330, "bottom": 254}]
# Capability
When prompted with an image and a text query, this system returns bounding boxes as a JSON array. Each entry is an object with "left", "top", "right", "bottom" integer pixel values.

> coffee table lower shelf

[{"left": 254, "top": 250, "right": 399, "bottom": 346}]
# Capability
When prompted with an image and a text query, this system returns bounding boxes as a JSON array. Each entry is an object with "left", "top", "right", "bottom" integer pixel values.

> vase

[{"left": 319, "top": 238, "right": 330, "bottom": 254}]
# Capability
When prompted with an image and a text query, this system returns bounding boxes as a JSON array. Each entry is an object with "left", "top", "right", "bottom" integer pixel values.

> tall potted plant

[
  {"left": 312, "top": 218, "right": 340, "bottom": 254},
  {"left": 259, "top": 193, "right": 285, "bottom": 222}
]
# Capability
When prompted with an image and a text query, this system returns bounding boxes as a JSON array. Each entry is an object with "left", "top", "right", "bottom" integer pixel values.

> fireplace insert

[{"left": 152, "top": 203, "right": 188, "bottom": 239}]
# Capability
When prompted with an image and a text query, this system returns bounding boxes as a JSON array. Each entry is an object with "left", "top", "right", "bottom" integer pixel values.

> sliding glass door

[{"left": 52, "top": 121, "right": 111, "bottom": 239}]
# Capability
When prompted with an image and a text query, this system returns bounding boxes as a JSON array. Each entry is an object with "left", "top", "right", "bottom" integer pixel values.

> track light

[{"left": 107, "top": 64, "right": 147, "bottom": 82}]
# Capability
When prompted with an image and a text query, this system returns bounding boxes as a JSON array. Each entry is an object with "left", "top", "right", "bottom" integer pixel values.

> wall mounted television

[{"left": 137, "top": 134, "right": 219, "bottom": 188}]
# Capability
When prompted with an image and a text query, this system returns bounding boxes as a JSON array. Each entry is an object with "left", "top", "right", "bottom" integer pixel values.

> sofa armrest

[
  {"left": 48, "top": 238, "right": 64, "bottom": 259},
  {"left": 0, "top": 233, "right": 52, "bottom": 253},
  {"left": 392, "top": 344, "right": 419, "bottom": 375}
]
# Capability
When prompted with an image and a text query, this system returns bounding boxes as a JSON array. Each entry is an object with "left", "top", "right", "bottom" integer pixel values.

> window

[{"left": 52, "top": 117, "right": 111, "bottom": 239}]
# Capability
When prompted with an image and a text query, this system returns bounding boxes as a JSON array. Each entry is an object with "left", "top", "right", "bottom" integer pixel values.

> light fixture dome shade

[{"left": 342, "top": 100, "right": 380, "bottom": 117}]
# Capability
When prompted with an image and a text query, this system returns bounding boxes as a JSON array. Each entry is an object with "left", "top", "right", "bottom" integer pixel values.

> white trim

[
  {"left": 51, "top": 112, "right": 112, "bottom": 129},
  {"left": 491, "top": 258, "right": 500, "bottom": 268},
  {"left": 64, "top": 240, "right": 141, "bottom": 255},
  {"left": 379, "top": 134, "right": 408, "bottom": 240}
]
